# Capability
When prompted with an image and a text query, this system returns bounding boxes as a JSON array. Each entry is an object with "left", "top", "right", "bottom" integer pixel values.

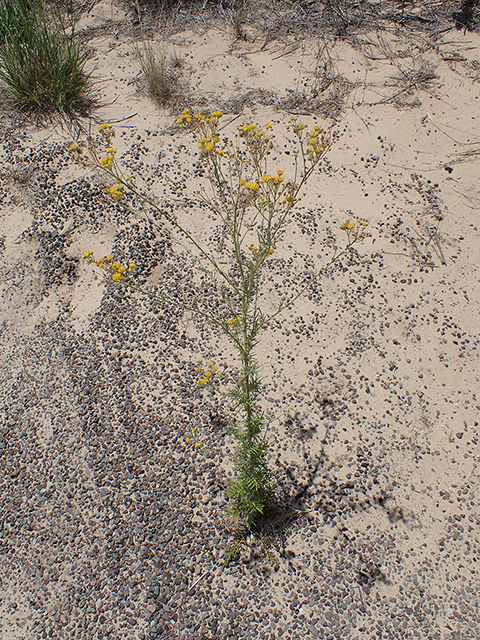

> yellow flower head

[
  {"left": 211, "top": 111, "right": 223, "bottom": 118},
  {"left": 244, "top": 181, "right": 259, "bottom": 191},
  {"left": 267, "top": 247, "right": 274, "bottom": 256},
  {"left": 96, "top": 258, "right": 104, "bottom": 267},
  {"left": 98, "top": 123, "right": 112, "bottom": 132},
  {"left": 107, "top": 147, "right": 117, "bottom": 155},
  {"left": 207, "top": 361, "right": 218, "bottom": 372},
  {"left": 176, "top": 108, "right": 192, "bottom": 125},
  {"left": 118, "top": 265, "right": 127, "bottom": 274},
  {"left": 112, "top": 272, "right": 122, "bottom": 282},
  {"left": 100, "top": 155, "right": 113, "bottom": 167},
  {"left": 238, "top": 123, "right": 256, "bottom": 135},
  {"left": 105, "top": 186, "right": 123, "bottom": 198},
  {"left": 82, "top": 251, "right": 93, "bottom": 259},
  {"left": 340, "top": 220, "right": 356, "bottom": 231},
  {"left": 128, "top": 263, "right": 136, "bottom": 271}
]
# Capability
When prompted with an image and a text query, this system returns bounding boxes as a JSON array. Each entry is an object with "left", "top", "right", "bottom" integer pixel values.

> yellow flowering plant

[
  {"left": 74, "top": 115, "right": 370, "bottom": 527},
  {"left": 82, "top": 251, "right": 135, "bottom": 284},
  {"left": 195, "top": 359, "right": 222, "bottom": 394}
]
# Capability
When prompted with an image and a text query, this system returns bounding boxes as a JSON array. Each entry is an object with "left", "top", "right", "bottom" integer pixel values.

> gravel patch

[{"left": 1, "top": 76, "right": 480, "bottom": 640}]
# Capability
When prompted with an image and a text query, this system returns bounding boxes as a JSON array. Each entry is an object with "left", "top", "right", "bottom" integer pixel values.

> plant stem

[{"left": 79, "top": 115, "right": 369, "bottom": 528}]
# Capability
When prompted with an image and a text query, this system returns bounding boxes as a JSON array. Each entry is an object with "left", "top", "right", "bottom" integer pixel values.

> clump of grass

[
  {"left": 170, "top": 49, "right": 183, "bottom": 69},
  {"left": 0, "top": 0, "right": 96, "bottom": 122},
  {"left": 136, "top": 42, "right": 179, "bottom": 107},
  {"left": 0, "top": 0, "right": 26, "bottom": 42},
  {"left": 0, "top": 156, "right": 36, "bottom": 185},
  {"left": 322, "top": 0, "right": 349, "bottom": 29},
  {"left": 230, "top": 0, "right": 247, "bottom": 39}
]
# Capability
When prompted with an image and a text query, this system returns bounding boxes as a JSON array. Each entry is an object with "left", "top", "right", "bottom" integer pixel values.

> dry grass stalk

[{"left": 136, "top": 41, "right": 179, "bottom": 107}]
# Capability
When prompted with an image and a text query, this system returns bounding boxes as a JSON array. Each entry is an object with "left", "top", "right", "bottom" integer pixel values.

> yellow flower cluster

[
  {"left": 177, "top": 108, "right": 192, "bottom": 125},
  {"left": 248, "top": 244, "right": 273, "bottom": 256},
  {"left": 339, "top": 219, "right": 370, "bottom": 238},
  {"left": 105, "top": 183, "right": 124, "bottom": 199},
  {"left": 68, "top": 142, "right": 88, "bottom": 166},
  {"left": 289, "top": 117, "right": 309, "bottom": 138},
  {"left": 226, "top": 317, "right": 242, "bottom": 326},
  {"left": 237, "top": 123, "right": 270, "bottom": 142},
  {"left": 261, "top": 170, "right": 284, "bottom": 186},
  {"left": 82, "top": 252, "right": 136, "bottom": 283},
  {"left": 99, "top": 145, "right": 117, "bottom": 168},
  {"left": 69, "top": 125, "right": 117, "bottom": 170},
  {"left": 177, "top": 110, "right": 225, "bottom": 156},
  {"left": 177, "top": 109, "right": 223, "bottom": 127},
  {"left": 97, "top": 123, "right": 115, "bottom": 149},
  {"left": 198, "top": 134, "right": 220, "bottom": 154},
  {"left": 340, "top": 220, "right": 356, "bottom": 232},
  {"left": 238, "top": 123, "right": 256, "bottom": 134},
  {"left": 307, "top": 126, "right": 328, "bottom": 161},
  {"left": 185, "top": 425, "right": 204, "bottom": 449},
  {"left": 195, "top": 359, "right": 220, "bottom": 387}
]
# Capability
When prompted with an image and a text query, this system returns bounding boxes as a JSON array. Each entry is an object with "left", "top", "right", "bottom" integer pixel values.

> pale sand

[{"left": 1, "top": 2, "right": 479, "bottom": 638}]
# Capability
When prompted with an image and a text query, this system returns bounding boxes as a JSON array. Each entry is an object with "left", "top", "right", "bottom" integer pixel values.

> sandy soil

[{"left": 1, "top": 1, "right": 480, "bottom": 639}]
